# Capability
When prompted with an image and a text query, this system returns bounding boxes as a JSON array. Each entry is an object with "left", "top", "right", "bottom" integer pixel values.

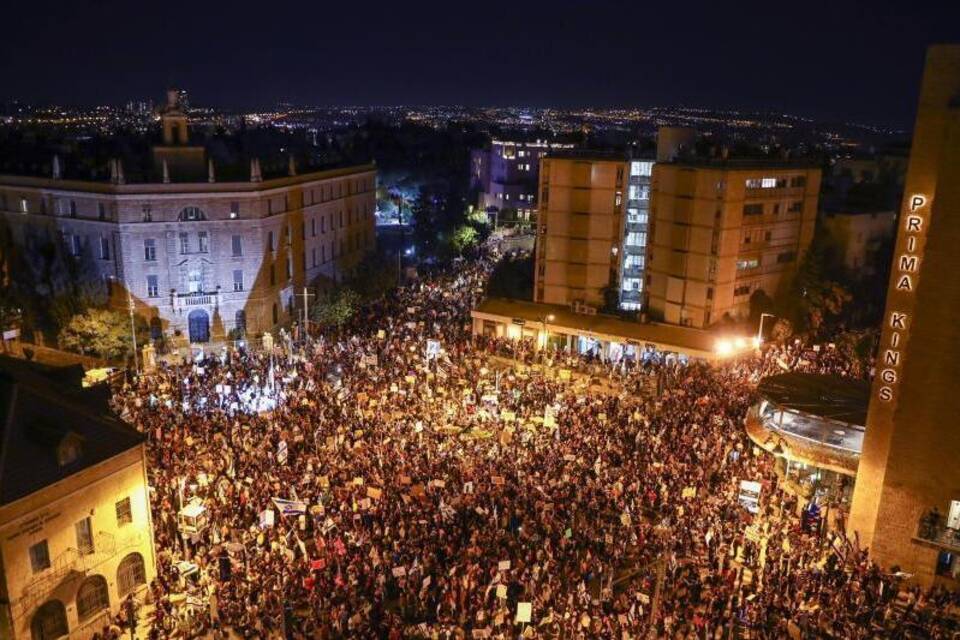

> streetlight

[
  {"left": 127, "top": 290, "right": 139, "bottom": 373},
  {"left": 539, "top": 313, "right": 555, "bottom": 350},
  {"left": 757, "top": 313, "right": 776, "bottom": 346}
]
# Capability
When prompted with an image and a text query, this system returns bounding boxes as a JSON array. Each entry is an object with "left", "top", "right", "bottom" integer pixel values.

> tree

[
  {"left": 310, "top": 289, "right": 360, "bottom": 329},
  {"left": 449, "top": 225, "right": 479, "bottom": 255},
  {"left": 58, "top": 308, "right": 147, "bottom": 360},
  {"left": 776, "top": 222, "right": 851, "bottom": 335}
]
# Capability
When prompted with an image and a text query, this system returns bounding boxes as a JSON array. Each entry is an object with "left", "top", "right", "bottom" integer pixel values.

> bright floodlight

[
  {"left": 546, "top": 314, "right": 555, "bottom": 322},
  {"left": 715, "top": 339, "right": 733, "bottom": 356},
  {"left": 734, "top": 337, "right": 746, "bottom": 349}
]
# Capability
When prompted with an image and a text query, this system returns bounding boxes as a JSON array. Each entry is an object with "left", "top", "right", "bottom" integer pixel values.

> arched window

[
  {"left": 272, "top": 303, "right": 279, "bottom": 325},
  {"left": 178, "top": 206, "right": 206, "bottom": 221},
  {"left": 117, "top": 552, "right": 146, "bottom": 597},
  {"left": 31, "top": 600, "right": 68, "bottom": 640},
  {"left": 76, "top": 575, "right": 109, "bottom": 622}
]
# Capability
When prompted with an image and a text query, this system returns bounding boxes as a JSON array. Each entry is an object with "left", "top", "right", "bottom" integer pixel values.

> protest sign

[{"left": 516, "top": 602, "right": 532, "bottom": 624}]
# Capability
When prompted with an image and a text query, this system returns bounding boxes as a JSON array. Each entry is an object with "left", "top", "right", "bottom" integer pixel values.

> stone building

[
  {"left": 848, "top": 44, "right": 960, "bottom": 586},
  {"left": 0, "top": 90, "right": 376, "bottom": 343},
  {"left": 0, "top": 358, "right": 156, "bottom": 639}
]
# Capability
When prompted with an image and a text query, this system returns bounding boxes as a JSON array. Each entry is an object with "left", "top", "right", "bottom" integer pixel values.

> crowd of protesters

[{"left": 108, "top": 252, "right": 959, "bottom": 639}]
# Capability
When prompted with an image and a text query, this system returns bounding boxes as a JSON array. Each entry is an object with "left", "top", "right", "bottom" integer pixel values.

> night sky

[{"left": 2, "top": 0, "right": 958, "bottom": 128}]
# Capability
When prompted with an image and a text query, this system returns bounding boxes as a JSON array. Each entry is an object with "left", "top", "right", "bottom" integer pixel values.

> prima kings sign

[{"left": 877, "top": 194, "right": 929, "bottom": 403}]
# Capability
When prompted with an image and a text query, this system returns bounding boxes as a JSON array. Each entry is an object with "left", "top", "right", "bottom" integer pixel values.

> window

[
  {"left": 99, "top": 236, "right": 110, "bottom": 260},
  {"left": 285, "top": 225, "right": 291, "bottom": 246},
  {"left": 142, "top": 205, "right": 152, "bottom": 222},
  {"left": 117, "top": 553, "right": 146, "bottom": 597},
  {"left": 98, "top": 203, "right": 106, "bottom": 220},
  {"left": 198, "top": 231, "right": 209, "bottom": 253},
  {"left": 69, "top": 200, "right": 77, "bottom": 217},
  {"left": 736, "top": 258, "right": 760, "bottom": 271},
  {"left": 233, "top": 269, "right": 244, "bottom": 292},
  {"left": 75, "top": 517, "right": 94, "bottom": 555},
  {"left": 70, "top": 234, "right": 82, "bottom": 257},
  {"left": 706, "top": 287, "right": 714, "bottom": 300},
  {"left": 115, "top": 497, "right": 133, "bottom": 525},
  {"left": 232, "top": 235, "right": 242, "bottom": 257},
  {"left": 788, "top": 201, "right": 803, "bottom": 213},
  {"left": 311, "top": 248, "right": 317, "bottom": 267},
  {"left": 179, "top": 232, "right": 189, "bottom": 254},
  {"left": 625, "top": 231, "right": 647, "bottom": 247},
  {"left": 734, "top": 285, "right": 751, "bottom": 296},
  {"left": 179, "top": 206, "right": 205, "bottom": 221},
  {"left": 790, "top": 175, "right": 807, "bottom": 188},
  {"left": 147, "top": 275, "right": 159, "bottom": 298},
  {"left": 144, "top": 238, "right": 157, "bottom": 261},
  {"left": 29, "top": 540, "right": 50, "bottom": 573},
  {"left": 230, "top": 201, "right": 240, "bottom": 218},
  {"left": 20, "top": 198, "right": 29, "bottom": 213},
  {"left": 631, "top": 161, "right": 653, "bottom": 177},
  {"left": 76, "top": 576, "right": 109, "bottom": 622},
  {"left": 746, "top": 177, "right": 778, "bottom": 189},
  {"left": 311, "top": 218, "right": 317, "bottom": 237},
  {"left": 286, "top": 255, "right": 292, "bottom": 280},
  {"left": 743, "top": 203, "right": 764, "bottom": 216},
  {"left": 322, "top": 244, "right": 327, "bottom": 263},
  {"left": 267, "top": 231, "right": 274, "bottom": 252},
  {"left": 321, "top": 216, "right": 326, "bottom": 233},
  {"left": 269, "top": 264, "right": 275, "bottom": 285}
]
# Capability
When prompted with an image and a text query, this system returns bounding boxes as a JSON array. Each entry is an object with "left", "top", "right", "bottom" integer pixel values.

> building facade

[
  {"left": 470, "top": 139, "right": 574, "bottom": 226},
  {"left": 0, "top": 93, "right": 376, "bottom": 343},
  {"left": 0, "top": 359, "right": 156, "bottom": 640},
  {"left": 848, "top": 45, "right": 960, "bottom": 586},
  {"left": 821, "top": 209, "right": 895, "bottom": 274},
  {"left": 534, "top": 153, "right": 630, "bottom": 309},
  {"left": 646, "top": 161, "right": 821, "bottom": 327},
  {"left": 0, "top": 166, "right": 376, "bottom": 342}
]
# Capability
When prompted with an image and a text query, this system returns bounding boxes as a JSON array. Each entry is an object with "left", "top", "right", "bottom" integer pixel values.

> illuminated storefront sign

[{"left": 878, "top": 194, "right": 928, "bottom": 402}]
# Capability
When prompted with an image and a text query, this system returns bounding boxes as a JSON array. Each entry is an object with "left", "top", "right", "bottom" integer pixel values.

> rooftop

[
  {"left": 756, "top": 372, "right": 870, "bottom": 426},
  {"left": 0, "top": 357, "right": 144, "bottom": 506},
  {"left": 473, "top": 298, "right": 750, "bottom": 359}
]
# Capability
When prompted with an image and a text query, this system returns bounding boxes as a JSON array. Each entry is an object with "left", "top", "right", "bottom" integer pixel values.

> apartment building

[
  {"left": 646, "top": 160, "right": 821, "bottom": 327},
  {"left": 534, "top": 152, "right": 636, "bottom": 308},
  {"left": 471, "top": 139, "right": 574, "bottom": 226}
]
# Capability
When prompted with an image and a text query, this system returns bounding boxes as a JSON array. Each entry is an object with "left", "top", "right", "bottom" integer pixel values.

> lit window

[
  {"left": 631, "top": 161, "right": 653, "bottom": 177},
  {"left": 736, "top": 258, "right": 760, "bottom": 270},
  {"left": 233, "top": 269, "right": 244, "bottom": 292},
  {"left": 179, "top": 206, "right": 206, "bottom": 221},
  {"left": 197, "top": 231, "right": 209, "bottom": 253},
  {"left": 19, "top": 198, "right": 28, "bottom": 213}
]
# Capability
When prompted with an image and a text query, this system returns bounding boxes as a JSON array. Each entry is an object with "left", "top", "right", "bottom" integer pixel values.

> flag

[{"left": 272, "top": 498, "right": 307, "bottom": 517}]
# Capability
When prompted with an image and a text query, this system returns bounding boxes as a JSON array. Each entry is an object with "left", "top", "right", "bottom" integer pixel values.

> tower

[
  {"left": 160, "top": 88, "right": 189, "bottom": 146},
  {"left": 848, "top": 45, "right": 960, "bottom": 585}
]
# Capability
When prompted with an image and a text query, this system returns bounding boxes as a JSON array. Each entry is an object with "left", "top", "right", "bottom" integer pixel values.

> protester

[{"left": 111, "top": 251, "right": 958, "bottom": 639}]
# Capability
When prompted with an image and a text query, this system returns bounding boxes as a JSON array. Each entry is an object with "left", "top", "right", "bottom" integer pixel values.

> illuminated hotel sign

[{"left": 877, "top": 194, "right": 929, "bottom": 402}]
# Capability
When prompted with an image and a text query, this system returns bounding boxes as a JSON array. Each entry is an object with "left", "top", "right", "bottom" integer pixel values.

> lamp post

[
  {"left": 757, "top": 313, "right": 776, "bottom": 345},
  {"left": 127, "top": 291, "right": 139, "bottom": 373},
  {"left": 539, "top": 313, "right": 555, "bottom": 351}
]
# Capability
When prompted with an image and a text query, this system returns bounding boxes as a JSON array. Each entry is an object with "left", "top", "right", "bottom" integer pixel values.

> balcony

[
  {"left": 176, "top": 290, "right": 219, "bottom": 307},
  {"left": 915, "top": 519, "right": 960, "bottom": 553}
]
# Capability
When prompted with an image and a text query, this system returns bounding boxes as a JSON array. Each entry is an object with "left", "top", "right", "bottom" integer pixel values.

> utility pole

[
  {"left": 299, "top": 286, "right": 314, "bottom": 342},
  {"left": 127, "top": 290, "right": 139, "bottom": 373}
]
